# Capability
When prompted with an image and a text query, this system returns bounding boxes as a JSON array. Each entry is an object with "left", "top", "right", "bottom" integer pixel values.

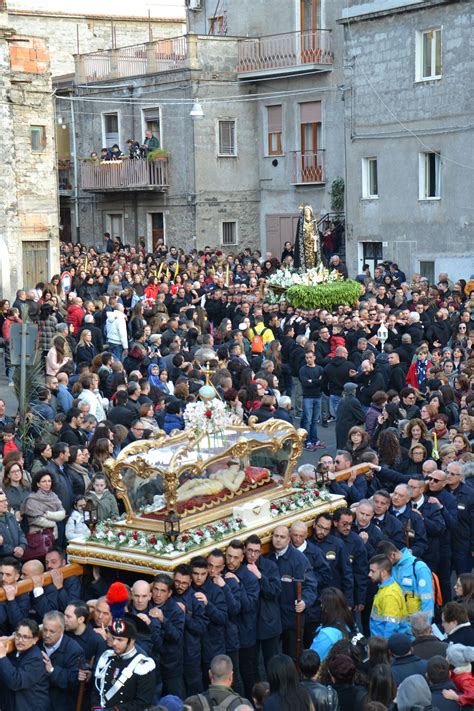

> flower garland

[
  {"left": 267, "top": 265, "right": 341, "bottom": 290},
  {"left": 90, "top": 515, "right": 245, "bottom": 556},
  {"left": 270, "top": 487, "right": 332, "bottom": 517}
]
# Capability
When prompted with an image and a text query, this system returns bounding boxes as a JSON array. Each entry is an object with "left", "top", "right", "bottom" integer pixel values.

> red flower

[
  {"left": 205, "top": 410, "right": 212, "bottom": 418},
  {"left": 131, "top": 531, "right": 138, "bottom": 540},
  {"left": 181, "top": 534, "right": 189, "bottom": 542},
  {"left": 118, "top": 531, "right": 124, "bottom": 537},
  {"left": 314, "top": 490, "right": 319, "bottom": 496},
  {"left": 235, "top": 517, "right": 243, "bottom": 524},
  {"left": 149, "top": 536, "right": 157, "bottom": 545},
  {"left": 270, "top": 503, "right": 278, "bottom": 510},
  {"left": 196, "top": 529, "right": 204, "bottom": 536}
]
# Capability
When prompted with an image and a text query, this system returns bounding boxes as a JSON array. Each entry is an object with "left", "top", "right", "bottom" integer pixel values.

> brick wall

[{"left": 9, "top": 35, "right": 49, "bottom": 72}]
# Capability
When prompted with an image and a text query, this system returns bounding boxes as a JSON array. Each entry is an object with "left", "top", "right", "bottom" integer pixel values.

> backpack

[
  {"left": 251, "top": 326, "right": 269, "bottom": 353},
  {"left": 413, "top": 558, "right": 443, "bottom": 617},
  {"left": 197, "top": 692, "right": 239, "bottom": 710}
]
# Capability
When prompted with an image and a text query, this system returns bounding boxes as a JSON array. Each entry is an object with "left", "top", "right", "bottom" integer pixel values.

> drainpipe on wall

[{"left": 70, "top": 96, "right": 80, "bottom": 243}]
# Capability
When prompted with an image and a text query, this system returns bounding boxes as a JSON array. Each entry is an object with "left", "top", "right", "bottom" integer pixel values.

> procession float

[{"left": 67, "top": 367, "right": 352, "bottom": 576}]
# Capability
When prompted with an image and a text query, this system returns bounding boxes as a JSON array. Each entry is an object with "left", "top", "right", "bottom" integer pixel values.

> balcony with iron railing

[
  {"left": 75, "top": 35, "right": 189, "bottom": 84},
  {"left": 291, "top": 150, "right": 326, "bottom": 185},
  {"left": 237, "top": 29, "right": 333, "bottom": 78},
  {"left": 80, "top": 159, "right": 168, "bottom": 192}
]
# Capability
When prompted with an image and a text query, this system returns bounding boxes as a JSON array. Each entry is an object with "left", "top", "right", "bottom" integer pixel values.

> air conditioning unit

[{"left": 189, "top": 0, "right": 202, "bottom": 9}]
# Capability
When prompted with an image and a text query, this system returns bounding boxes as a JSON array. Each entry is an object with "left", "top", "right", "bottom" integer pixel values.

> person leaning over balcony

[{"left": 126, "top": 138, "right": 141, "bottom": 159}]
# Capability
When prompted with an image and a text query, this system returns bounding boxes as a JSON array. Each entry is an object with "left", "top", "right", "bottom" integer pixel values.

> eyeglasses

[{"left": 14, "top": 633, "right": 34, "bottom": 641}]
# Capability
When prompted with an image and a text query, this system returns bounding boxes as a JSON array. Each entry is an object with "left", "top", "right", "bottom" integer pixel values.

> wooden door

[
  {"left": 151, "top": 212, "right": 164, "bottom": 251},
  {"left": 300, "top": 0, "right": 321, "bottom": 62},
  {"left": 266, "top": 214, "right": 300, "bottom": 259},
  {"left": 22, "top": 241, "right": 49, "bottom": 288}
]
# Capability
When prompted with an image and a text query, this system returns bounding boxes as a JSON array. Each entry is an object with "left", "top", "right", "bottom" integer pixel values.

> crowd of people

[
  {"left": 89, "top": 129, "right": 162, "bottom": 162},
  {"left": 0, "top": 237, "right": 472, "bottom": 710}
]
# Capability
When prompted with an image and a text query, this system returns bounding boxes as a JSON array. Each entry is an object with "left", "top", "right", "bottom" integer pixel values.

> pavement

[{"left": 0, "top": 373, "right": 337, "bottom": 467}]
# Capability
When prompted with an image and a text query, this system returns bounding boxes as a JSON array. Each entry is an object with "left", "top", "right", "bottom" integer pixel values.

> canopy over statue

[{"left": 294, "top": 204, "right": 321, "bottom": 270}]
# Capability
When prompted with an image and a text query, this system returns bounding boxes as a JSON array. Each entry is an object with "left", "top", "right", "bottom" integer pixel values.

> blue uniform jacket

[
  {"left": 254, "top": 556, "right": 282, "bottom": 641},
  {"left": 352, "top": 521, "right": 384, "bottom": 559},
  {"left": 172, "top": 587, "right": 207, "bottom": 664},
  {"left": 129, "top": 604, "right": 163, "bottom": 682},
  {"left": 334, "top": 529, "right": 368, "bottom": 606},
  {"left": 194, "top": 577, "right": 227, "bottom": 664},
  {"left": 373, "top": 513, "right": 405, "bottom": 550},
  {"left": 450, "top": 483, "right": 474, "bottom": 554},
  {"left": 155, "top": 596, "right": 184, "bottom": 678},
  {"left": 221, "top": 576, "right": 240, "bottom": 653},
  {"left": 310, "top": 534, "right": 354, "bottom": 607},
  {"left": 230, "top": 563, "right": 260, "bottom": 648},
  {"left": 266, "top": 546, "right": 317, "bottom": 631},
  {"left": 415, "top": 498, "right": 445, "bottom": 570},
  {"left": 0, "top": 644, "right": 50, "bottom": 711},
  {"left": 66, "top": 622, "right": 107, "bottom": 665},
  {"left": 42, "top": 634, "right": 85, "bottom": 711},
  {"left": 390, "top": 506, "right": 428, "bottom": 557},
  {"left": 0, "top": 593, "right": 30, "bottom": 635},
  {"left": 33, "top": 575, "right": 82, "bottom": 616}
]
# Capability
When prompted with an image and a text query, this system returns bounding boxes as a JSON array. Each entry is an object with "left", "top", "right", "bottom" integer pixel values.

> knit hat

[
  {"left": 446, "top": 643, "right": 474, "bottom": 672},
  {"left": 396, "top": 674, "right": 431, "bottom": 711},
  {"left": 388, "top": 633, "right": 412, "bottom": 657}
]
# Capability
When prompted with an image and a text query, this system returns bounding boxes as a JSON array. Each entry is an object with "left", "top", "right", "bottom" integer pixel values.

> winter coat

[
  {"left": 0, "top": 511, "right": 28, "bottom": 556},
  {"left": 105, "top": 309, "right": 128, "bottom": 348},
  {"left": 38, "top": 315, "right": 58, "bottom": 352},
  {"left": 0, "top": 644, "right": 50, "bottom": 711},
  {"left": 66, "top": 304, "right": 85, "bottom": 334},
  {"left": 87, "top": 489, "right": 119, "bottom": 522},
  {"left": 335, "top": 394, "right": 365, "bottom": 448}
]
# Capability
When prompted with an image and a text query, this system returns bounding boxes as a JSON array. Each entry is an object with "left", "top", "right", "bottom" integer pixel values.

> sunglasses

[{"left": 426, "top": 476, "right": 443, "bottom": 482}]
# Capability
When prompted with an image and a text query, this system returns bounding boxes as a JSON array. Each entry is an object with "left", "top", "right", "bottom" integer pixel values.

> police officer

[
  {"left": 311, "top": 512, "right": 354, "bottom": 607},
  {"left": 372, "top": 489, "right": 405, "bottom": 549},
  {"left": 446, "top": 462, "right": 474, "bottom": 574},
  {"left": 390, "top": 484, "right": 428, "bottom": 557},
  {"left": 408, "top": 476, "right": 445, "bottom": 572},
  {"left": 332, "top": 508, "right": 368, "bottom": 613},
  {"left": 92, "top": 615, "right": 156, "bottom": 710},
  {"left": 244, "top": 535, "right": 282, "bottom": 676}
]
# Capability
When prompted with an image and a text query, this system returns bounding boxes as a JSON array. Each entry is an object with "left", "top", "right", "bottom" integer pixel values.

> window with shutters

[
  {"left": 222, "top": 221, "right": 237, "bottom": 246},
  {"left": 267, "top": 105, "right": 283, "bottom": 155},
  {"left": 416, "top": 28, "right": 441, "bottom": 81},
  {"left": 218, "top": 120, "right": 237, "bottom": 156}
]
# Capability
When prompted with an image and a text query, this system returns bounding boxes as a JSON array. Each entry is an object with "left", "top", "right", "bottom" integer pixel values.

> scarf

[{"left": 21, "top": 488, "right": 63, "bottom": 518}]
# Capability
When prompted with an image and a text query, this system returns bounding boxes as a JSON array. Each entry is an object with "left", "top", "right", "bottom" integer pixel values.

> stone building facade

[
  {"left": 7, "top": 2, "right": 185, "bottom": 78},
  {"left": 0, "top": 8, "right": 60, "bottom": 296},
  {"left": 59, "top": 0, "right": 347, "bottom": 257},
  {"left": 340, "top": 0, "right": 474, "bottom": 279}
]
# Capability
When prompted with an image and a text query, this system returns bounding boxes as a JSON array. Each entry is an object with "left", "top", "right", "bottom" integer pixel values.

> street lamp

[
  {"left": 190, "top": 101, "right": 204, "bottom": 120},
  {"left": 164, "top": 510, "right": 181, "bottom": 542},
  {"left": 377, "top": 320, "right": 388, "bottom": 348}
]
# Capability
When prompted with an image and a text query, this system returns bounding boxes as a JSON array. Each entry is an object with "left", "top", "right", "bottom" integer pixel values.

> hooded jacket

[{"left": 105, "top": 309, "right": 128, "bottom": 349}]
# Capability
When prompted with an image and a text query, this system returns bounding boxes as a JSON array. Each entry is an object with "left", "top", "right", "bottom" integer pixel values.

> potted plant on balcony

[{"left": 147, "top": 148, "right": 169, "bottom": 162}]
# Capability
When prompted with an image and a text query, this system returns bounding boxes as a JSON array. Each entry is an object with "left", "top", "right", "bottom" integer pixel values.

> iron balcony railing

[
  {"left": 237, "top": 29, "right": 333, "bottom": 74},
  {"left": 80, "top": 159, "right": 168, "bottom": 191},
  {"left": 291, "top": 150, "right": 326, "bottom": 184},
  {"left": 75, "top": 35, "right": 188, "bottom": 83}
]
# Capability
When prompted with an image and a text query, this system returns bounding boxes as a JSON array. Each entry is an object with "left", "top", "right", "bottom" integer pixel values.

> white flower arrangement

[
  {"left": 267, "top": 265, "right": 342, "bottom": 290},
  {"left": 183, "top": 398, "right": 232, "bottom": 436}
]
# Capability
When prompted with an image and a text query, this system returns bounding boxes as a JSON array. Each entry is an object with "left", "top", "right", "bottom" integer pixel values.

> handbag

[{"left": 23, "top": 527, "right": 55, "bottom": 561}]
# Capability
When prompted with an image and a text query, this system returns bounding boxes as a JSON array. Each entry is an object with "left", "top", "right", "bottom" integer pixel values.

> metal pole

[
  {"left": 19, "top": 322, "right": 27, "bottom": 424},
  {"left": 70, "top": 97, "right": 80, "bottom": 243}
]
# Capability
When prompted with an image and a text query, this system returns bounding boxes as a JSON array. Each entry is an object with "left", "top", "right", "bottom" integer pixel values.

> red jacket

[
  {"left": 451, "top": 670, "right": 474, "bottom": 706},
  {"left": 66, "top": 304, "right": 85, "bottom": 334},
  {"left": 2, "top": 316, "right": 22, "bottom": 342},
  {"left": 406, "top": 360, "right": 433, "bottom": 389}
]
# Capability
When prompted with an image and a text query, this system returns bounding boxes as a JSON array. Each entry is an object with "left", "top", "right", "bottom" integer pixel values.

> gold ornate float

[{"left": 67, "top": 417, "right": 345, "bottom": 575}]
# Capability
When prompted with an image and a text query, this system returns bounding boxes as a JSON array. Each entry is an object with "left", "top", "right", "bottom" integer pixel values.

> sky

[{"left": 8, "top": 0, "right": 186, "bottom": 19}]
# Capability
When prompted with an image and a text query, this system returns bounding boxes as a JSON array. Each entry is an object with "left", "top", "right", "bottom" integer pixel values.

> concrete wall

[
  {"left": 8, "top": 10, "right": 185, "bottom": 77},
  {"left": 342, "top": 0, "right": 474, "bottom": 277},
  {"left": 0, "top": 24, "right": 59, "bottom": 297}
]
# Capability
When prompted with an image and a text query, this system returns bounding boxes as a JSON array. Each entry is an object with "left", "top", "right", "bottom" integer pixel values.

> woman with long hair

[
  {"left": 345, "top": 427, "right": 372, "bottom": 464},
  {"left": 310, "top": 587, "right": 356, "bottom": 662},
  {"left": 30, "top": 441, "right": 53, "bottom": 476},
  {"left": 400, "top": 418, "right": 433, "bottom": 457},
  {"left": 453, "top": 433, "right": 472, "bottom": 459},
  {"left": 46, "top": 335, "right": 72, "bottom": 376},
  {"left": 75, "top": 329, "right": 98, "bottom": 365},
  {"left": 376, "top": 428, "right": 408, "bottom": 469},
  {"left": 21, "top": 469, "right": 65, "bottom": 542},
  {"left": 366, "top": 664, "right": 396, "bottom": 709},
  {"left": 2, "top": 460, "right": 31, "bottom": 515},
  {"left": 454, "top": 572, "right": 474, "bottom": 623},
  {"left": 65, "top": 445, "right": 92, "bottom": 496},
  {"left": 264, "top": 654, "right": 313, "bottom": 711},
  {"left": 90, "top": 437, "right": 114, "bottom": 474},
  {"left": 214, "top": 317, "right": 233, "bottom": 345},
  {"left": 365, "top": 637, "right": 390, "bottom": 676}
]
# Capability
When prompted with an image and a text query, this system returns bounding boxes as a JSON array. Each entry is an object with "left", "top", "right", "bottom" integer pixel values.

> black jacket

[
  {"left": 335, "top": 394, "right": 365, "bottom": 448},
  {"left": 41, "top": 634, "right": 85, "bottom": 711},
  {"left": 59, "top": 423, "right": 88, "bottom": 447},
  {"left": 0, "top": 511, "right": 28, "bottom": 557},
  {"left": 323, "top": 357, "right": 357, "bottom": 396},
  {"left": 0, "top": 644, "right": 50, "bottom": 711}
]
